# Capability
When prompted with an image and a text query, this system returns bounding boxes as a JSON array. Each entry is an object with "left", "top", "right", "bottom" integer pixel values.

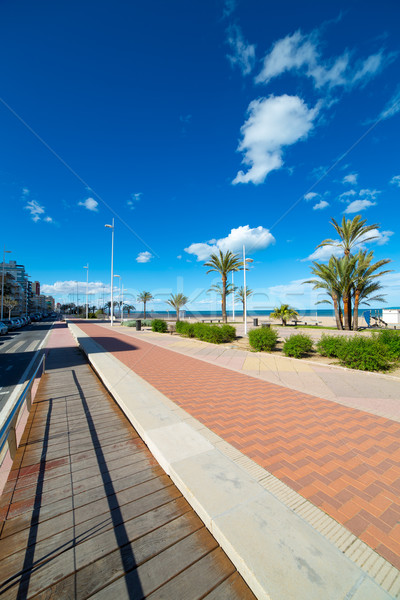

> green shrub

[
  {"left": 316, "top": 334, "right": 348, "bottom": 358},
  {"left": 95, "top": 310, "right": 105, "bottom": 318},
  {"left": 151, "top": 319, "right": 168, "bottom": 333},
  {"left": 176, "top": 321, "right": 195, "bottom": 337},
  {"left": 193, "top": 322, "right": 210, "bottom": 340},
  {"left": 88, "top": 312, "right": 97, "bottom": 319},
  {"left": 220, "top": 324, "right": 236, "bottom": 342},
  {"left": 337, "top": 336, "right": 392, "bottom": 371},
  {"left": 141, "top": 319, "right": 153, "bottom": 327},
  {"left": 124, "top": 320, "right": 137, "bottom": 327},
  {"left": 374, "top": 330, "right": 400, "bottom": 359},
  {"left": 248, "top": 327, "right": 278, "bottom": 351},
  {"left": 283, "top": 334, "right": 313, "bottom": 358}
]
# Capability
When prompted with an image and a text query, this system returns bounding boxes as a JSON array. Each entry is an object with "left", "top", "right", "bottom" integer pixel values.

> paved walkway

[
  {"left": 75, "top": 321, "right": 400, "bottom": 574},
  {"left": 0, "top": 325, "right": 255, "bottom": 599}
]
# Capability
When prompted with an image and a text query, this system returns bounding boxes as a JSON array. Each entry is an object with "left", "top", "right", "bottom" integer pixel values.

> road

[{"left": 0, "top": 320, "right": 54, "bottom": 412}]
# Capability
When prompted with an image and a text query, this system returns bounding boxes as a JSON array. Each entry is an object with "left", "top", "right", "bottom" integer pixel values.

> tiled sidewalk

[{"left": 76, "top": 321, "right": 400, "bottom": 571}]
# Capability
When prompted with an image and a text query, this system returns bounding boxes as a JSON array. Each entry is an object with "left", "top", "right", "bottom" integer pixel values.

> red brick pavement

[{"left": 77, "top": 322, "right": 400, "bottom": 569}]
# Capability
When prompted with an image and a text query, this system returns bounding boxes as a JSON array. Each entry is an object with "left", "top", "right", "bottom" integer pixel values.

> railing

[{"left": 0, "top": 353, "right": 46, "bottom": 463}]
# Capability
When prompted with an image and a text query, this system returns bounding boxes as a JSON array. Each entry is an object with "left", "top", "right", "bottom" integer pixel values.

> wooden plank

[
  {"left": 89, "top": 527, "right": 219, "bottom": 600},
  {"left": 33, "top": 512, "right": 205, "bottom": 600},
  {"left": 146, "top": 548, "right": 236, "bottom": 600},
  {"left": 202, "top": 572, "right": 258, "bottom": 600}
]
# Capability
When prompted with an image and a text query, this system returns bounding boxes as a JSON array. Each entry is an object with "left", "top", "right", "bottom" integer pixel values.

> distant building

[{"left": 0, "top": 260, "right": 54, "bottom": 316}]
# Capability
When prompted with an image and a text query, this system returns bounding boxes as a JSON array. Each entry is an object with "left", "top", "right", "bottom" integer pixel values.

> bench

[{"left": 201, "top": 319, "right": 222, "bottom": 324}]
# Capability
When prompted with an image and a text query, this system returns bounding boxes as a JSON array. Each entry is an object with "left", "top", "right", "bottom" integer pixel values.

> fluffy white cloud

[
  {"left": 41, "top": 280, "right": 110, "bottom": 296},
  {"left": 44, "top": 216, "right": 53, "bottom": 223},
  {"left": 78, "top": 197, "right": 98, "bottom": 212},
  {"left": 304, "top": 192, "right": 319, "bottom": 201},
  {"left": 343, "top": 173, "right": 358, "bottom": 184},
  {"left": 303, "top": 228, "right": 394, "bottom": 261},
  {"left": 136, "top": 251, "right": 152, "bottom": 263},
  {"left": 313, "top": 200, "right": 329, "bottom": 210},
  {"left": 390, "top": 175, "right": 400, "bottom": 187},
  {"left": 233, "top": 95, "right": 319, "bottom": 184},
  {"left": 359, "top": 188, "right": 380, "bottom": 200},
  {"left": 226, "top": 25, "right": 256, "bottom": 75},
  {"left": 256, "top": 30, "right": 386, "bottom": 90},
  {"left": 344, "top": 199, "right": 376, "bottom": 213},
  {"left": 185, "top": 225, "right": 275, "bottom": 261},
  {"left": 338, "top": 190, "right": 357, "bottom": 201},
  {"left": 24, "top": 200, "right": 45, "bottom": 222}
]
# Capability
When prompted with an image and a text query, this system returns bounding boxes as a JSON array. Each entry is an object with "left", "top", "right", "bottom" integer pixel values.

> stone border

[{"left": 69, "top": 323, "right": 399, "bottom": 600}]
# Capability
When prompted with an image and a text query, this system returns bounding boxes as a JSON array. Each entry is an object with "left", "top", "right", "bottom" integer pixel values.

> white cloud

[
  {"left": 41, "top": 280, "right": 110, "bottom": 296},
  {"left": 44, "top": 216, "right": 53, "bottom": 223},
  {"left": 177, "top": 255, "right": 182, "bottom": 259},
  {"left": 256, "top": 30, "right": 387, "bottom": 90},
  {"left": 304, "top": 192, "right": 319, "bottom": 201},
  {"left": 313, "top": 200, "right": 329, "bottom": 210},
  {"left": 359, "top": 188, "right": 380, "bottom": 200},
  {"left": 22, "top": 187, "right": 30, "bottom": 197},
  {"left": 338, "top": 190, "right": 357, "bottom": 201},
  {"left": 344, "top": 199, "right": 376, "bottom": 213},
  {"left": 136, "top": 251, "right": 152, "bottom": 263},
  {"left": 185, "top": 225, "right": 275, "bottom": 261},
  {"left": 233, "top": 95, "right": 319, "bottom": 184},
  {"left": 303, "top": 228, "right": 394, "bottom": 261},
  {"left": 226, "top": 25, "right": 256, "bottom": 76},
  {"left": 390, "top": 175, "right": 400, "bottom": 187},
  {"left": 127, "top": 192, "right": 142, "bottom": 210},
  {"left": 78, "top": 197, "right": 98, "bottom": 212},
  {"left": 25, "top": 200, "right": 45, "bottom": 222},
  {"left": 343, "top": 173, "right": 358, "bottom": 184},
  {"left": 379, "top": 88, "right": 400, "bottom": 120},
  {"left": 302, "top": 243, "right": 343, "bottom": 262}
]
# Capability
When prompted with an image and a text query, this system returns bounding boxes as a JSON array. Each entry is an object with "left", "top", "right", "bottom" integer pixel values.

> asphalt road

[{"left": 0, "top": 320, "right": 54, "bottom": 413}]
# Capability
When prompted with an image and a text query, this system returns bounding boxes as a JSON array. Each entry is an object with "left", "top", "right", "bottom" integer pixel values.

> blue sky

[{"left": 1, "top": 0, "right": 399, "bottom": 311}]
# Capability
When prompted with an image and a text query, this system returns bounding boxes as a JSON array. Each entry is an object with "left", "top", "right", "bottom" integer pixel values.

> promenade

[
  {"left": 72, "top": 320, "right": 400, "bottom": 596},
  {"left": 0, "top": 324, "right": 255, "bottom": 599}
]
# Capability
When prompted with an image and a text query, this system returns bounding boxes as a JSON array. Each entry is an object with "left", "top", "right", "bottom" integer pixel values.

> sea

[{"left": 126, "top": 308, "right": 394, "bottom": 319}]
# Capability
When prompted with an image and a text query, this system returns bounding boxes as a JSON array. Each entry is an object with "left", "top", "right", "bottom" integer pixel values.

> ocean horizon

[{"left": 121, "top": 307, "right": 397, "bottom": 318}]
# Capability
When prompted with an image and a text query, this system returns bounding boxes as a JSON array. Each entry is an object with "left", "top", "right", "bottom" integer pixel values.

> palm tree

[
  {"left": 166, "top": 293, "right": 188, "bottom": 322},
  {"left": 235, "top": 286, "right": 253, "bottom": 322},
  {"left": 124, "top": 303, "right": 135, "bottom": 316},
  {"left": 137, "top": 291, "right": 153, "bottom": 319},
  {"left": 204, "top": 250, "right": 243, "bottom": 323},
  {"left": 208, "top": 282, "right": 235, "bottom": 317},
  {"left": 270, "top": 304, "right": 299, "bottom": 326},
  {"left": 317, "top": 215, "right": 380, "bottom": 257},
  {"left": 352, "top": 250, "right": 392, "bottom": 330},
  {"left": 305, "top": 257, "right": 344, "bottom": 330}
]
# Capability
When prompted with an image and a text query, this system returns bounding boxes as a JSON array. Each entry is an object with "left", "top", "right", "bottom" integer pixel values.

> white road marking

[
  {"left": 25, "top": 341, "right": 39, "bottom": 353},
  {"left": 0, "top": 391, "right": 9, "bottom": 395},
  {"left": 6, "top": 341, "right": 24, "bottom": 354}
]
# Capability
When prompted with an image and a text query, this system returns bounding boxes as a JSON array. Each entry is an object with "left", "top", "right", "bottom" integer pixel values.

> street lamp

[
  {"left": 1, "top": 246, "right": 11, "bottom": 321},
  {"left": 83, "top": 264, "right": 89, "bottom": 319},
  {"left": 243, "top": 245, "right": 253, "bottom": 336},
  {"left": 114, "top": 274, "right": 121, "bottom": 321},
  {"left": 105, "top": 218, "right": 115, "bottom": 326}
]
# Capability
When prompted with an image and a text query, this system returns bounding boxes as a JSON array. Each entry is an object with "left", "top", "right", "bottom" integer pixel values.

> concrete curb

[{"left": 69, "top": 323, "right": 397, "bottom": 600}]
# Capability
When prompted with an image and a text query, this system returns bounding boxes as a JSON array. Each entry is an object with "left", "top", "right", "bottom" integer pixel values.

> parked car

[
  {"left": 0, "top": 322, "right": 8, "bottom": 334},
  {"left": 2, "top": 319, "right": 16, "bottom": 330},
  {"left": 11, "top": 318, "right": 22, "bottom": 328}
]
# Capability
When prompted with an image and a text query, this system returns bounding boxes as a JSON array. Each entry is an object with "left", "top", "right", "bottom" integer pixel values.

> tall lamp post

[
  {"left": 1, "top": 246, "right": 11, "bottom": 321},
  {"left": 114, "top": 274, "right": 121, "bottom": 321},
  {"left": 105, "top": 219, "right": 115, "bottom": 326},
  {"left": 242, "top": 245, "right": 253, "bottom": 336},
  {"left": 232, "top": 271, "right": 235, "bottom": 322},
  {"left": 83, "top": 264, "right": 89, "bottom": 319}
]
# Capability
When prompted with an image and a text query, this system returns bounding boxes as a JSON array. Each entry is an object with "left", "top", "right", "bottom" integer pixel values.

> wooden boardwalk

[{"left": 0, "top": 328, "right": 255, "bottom": 599}]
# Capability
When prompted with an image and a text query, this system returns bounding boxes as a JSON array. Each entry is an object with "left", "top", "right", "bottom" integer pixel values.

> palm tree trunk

[
  {"left": 222, "top": 276, "right": 227, "bottom": 323},
  {"left": 143, "top": 301, "right": 146, "bottom": 320},
  {"left": 347, "top": 289, "right": 353, "bottom": 330},
  {"left": 343, "top": 295, "right": 350, "bottom": 330},
  {"left": 333, "top": 296, "right": 343, "bottom": 330},
  {"left": 176, "top": 307, "right": 180, "bottom": 322},
  {"left": 353, "top": 290, "right": 360, "bottom": 331}
]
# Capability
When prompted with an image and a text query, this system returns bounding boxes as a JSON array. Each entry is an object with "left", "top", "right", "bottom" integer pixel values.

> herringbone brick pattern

[{"left": 79, "top": 323, "right": 400, "bottom": 569}]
